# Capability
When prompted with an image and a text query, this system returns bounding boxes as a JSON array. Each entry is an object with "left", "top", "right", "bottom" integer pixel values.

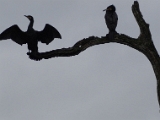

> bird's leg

[
  {"left": 30, "top": 49, "right": 39, "bottom": 55},
  {"left": 107, "top": 29, "right": 118, "bottom": 40}
]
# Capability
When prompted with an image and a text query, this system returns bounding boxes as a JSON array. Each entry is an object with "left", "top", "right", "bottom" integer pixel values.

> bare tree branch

[
  {"left": 28, "top": 1, "right": 160, "bottom": 107},
  {"left": 28, "top": 34, "right": 138, "bottom": 60}
]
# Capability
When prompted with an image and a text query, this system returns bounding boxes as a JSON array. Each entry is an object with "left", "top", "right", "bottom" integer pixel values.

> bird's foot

[
  {"left": 108, "top": 31, "right": 119, "bottom": 40},
  {"left": 105, "top": 34, "right": 109, "bottom": 39},
  {"left": 27, "top": 52, "right": 42, "bottom": 61},
  {"left": 27, "top": 51, "right": 31, "bottom": 54}
]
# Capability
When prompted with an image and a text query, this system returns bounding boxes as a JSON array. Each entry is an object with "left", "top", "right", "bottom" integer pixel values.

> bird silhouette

[
  {"left": 103, "top": 5, "right": 118, "bottom": 40},
  {"left": 0, "top": 15, "right": 62, "bottom": 54}
]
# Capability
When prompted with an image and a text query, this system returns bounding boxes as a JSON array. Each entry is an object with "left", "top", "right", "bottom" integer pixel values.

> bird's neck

[{"left": 28, "top": 20, "right": 34, "bottom": 31}]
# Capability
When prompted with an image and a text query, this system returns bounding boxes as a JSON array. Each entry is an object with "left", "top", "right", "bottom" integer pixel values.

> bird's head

[
  {"left": 24, "top": 15, "right": 34, "bottom": 21},
  {"left": 103, "top": 5, "right": 116, "bottom": 12}
]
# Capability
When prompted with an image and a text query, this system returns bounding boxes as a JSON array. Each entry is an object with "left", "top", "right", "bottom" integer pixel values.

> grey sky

[{"left": 0, "top": 0, "right": 160, "bottom": 120}]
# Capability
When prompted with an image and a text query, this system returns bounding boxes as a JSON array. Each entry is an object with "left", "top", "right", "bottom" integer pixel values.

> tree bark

[{"left": 28, "top": 1, "right": 160, "bottom": 107}]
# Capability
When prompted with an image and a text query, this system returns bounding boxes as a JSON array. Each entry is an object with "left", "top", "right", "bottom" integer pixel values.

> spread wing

[
  {"left": 37, "top": 24, "right": 61, "bottom": 45},
  {"left": 0, "top": 25, "right": 27, "bottom": 45}
]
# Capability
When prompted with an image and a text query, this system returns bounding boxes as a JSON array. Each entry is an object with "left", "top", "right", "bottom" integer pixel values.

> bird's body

[
  {"left": 104, "top": 5, "right": 118, "bottom": 40},
  {"left": 0, "top": 15, "right": 62, "bottom": 54},
  {"left": 105, "top": 11, "right": 118, "bottom": 32}
]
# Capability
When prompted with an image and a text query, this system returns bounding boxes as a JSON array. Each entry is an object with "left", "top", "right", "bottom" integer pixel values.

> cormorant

[
  {"left": 0, "top": 15, "right": 61, "bottom": 54},
  {"left": 103, "top": 5, "right": 118, "bottom": 40}
]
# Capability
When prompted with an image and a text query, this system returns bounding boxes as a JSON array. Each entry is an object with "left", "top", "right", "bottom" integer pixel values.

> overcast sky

[{"left": 0, "top": 0, "right": 160, "bottom": 120}]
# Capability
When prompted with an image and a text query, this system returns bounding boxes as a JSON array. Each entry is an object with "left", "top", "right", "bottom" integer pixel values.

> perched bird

[
  {"left": 0, "top": 15, "right": 62, "bottom": 54},
  {"left": 103, "top": 5, "right": 118, "bottom": 40}
]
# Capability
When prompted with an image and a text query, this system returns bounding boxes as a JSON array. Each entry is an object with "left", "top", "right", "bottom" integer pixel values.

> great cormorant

[
  {"left": 0, "top": 15, "right": 61, "bottom": 54},
  {"left": 103, "top": 5, "right": 118, "bottom": 40}
]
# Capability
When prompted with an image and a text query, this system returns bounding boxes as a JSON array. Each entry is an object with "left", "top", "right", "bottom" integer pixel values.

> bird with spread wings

[{"left": 0, "top": 15, "right": 62, "bottom": 54}]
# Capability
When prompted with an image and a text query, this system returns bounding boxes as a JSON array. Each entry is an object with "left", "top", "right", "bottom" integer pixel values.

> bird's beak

[
  {"left": 24, "top": 15, "right": 30, "bottom": 19},
  {"left": 103, "top": 9, "right": 107, "bottom": 11}
]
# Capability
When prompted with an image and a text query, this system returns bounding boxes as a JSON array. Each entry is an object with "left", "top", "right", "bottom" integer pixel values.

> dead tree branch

[{"left": 28, "top": 1, "right": 160, "bottom": 107}]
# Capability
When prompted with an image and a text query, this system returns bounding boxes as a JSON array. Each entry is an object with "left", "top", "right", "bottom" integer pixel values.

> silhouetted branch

[
  {"left": 28, "top": 35, "right": 137, "bottom": 60},
  {"left": 28, "top": 1, "right": 160, "bottom": 108}
]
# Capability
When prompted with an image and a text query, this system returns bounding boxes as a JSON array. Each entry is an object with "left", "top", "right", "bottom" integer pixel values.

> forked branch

[{"left": 28, "top": 1, "right": 160, "bottom": 107}]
